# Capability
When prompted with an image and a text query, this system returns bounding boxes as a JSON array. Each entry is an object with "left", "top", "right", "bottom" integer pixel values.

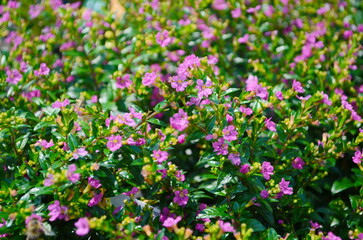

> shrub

[{"left": 0, "top": 0, "right": 363, "bottom": 239}]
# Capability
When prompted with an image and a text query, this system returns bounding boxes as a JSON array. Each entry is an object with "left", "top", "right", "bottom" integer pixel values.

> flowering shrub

[{"left": 1, "top": 0, "right": 363, "bottom": 239}]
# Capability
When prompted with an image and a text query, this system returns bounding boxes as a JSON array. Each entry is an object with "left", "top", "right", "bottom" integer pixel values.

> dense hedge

[{"left": 1, "top": 0, "right": 363, "bottom": 239}]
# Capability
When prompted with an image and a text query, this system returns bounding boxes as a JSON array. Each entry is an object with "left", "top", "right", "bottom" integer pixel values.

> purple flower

[
  {"left": 321, "top": 92, "right": 332, "bottom": 105},
  {"left": 52, "top": 99, "right": 70, "bottom": 108},
  {"left": 317, "top": 4, "right": 330, "bottom": 15},
  {"left": 279, "top": 178, "right": 293, "bottom": 195},
  {"left": 292, "top": 157, "right": 305, "bottom": 170},
  {"left": 240, "top": 164, "right": 250, "bottom": 174},
  {"left": 222, "top": 125, "right": 238, "bottom": 141},
  {"left": 218, "top": 220, "right": 235, "bottom": 233},
  {"left": 212, "top": 138, "right": 229, "bottom": 155},
  {"left": 48, "top": 200, "right": 69, "bottom": 221},
  {"left": 163, "top": 216, "right": 181, "bottom": 227},
  {"left": 124, "top": 187, "right": 139, "bottom": 196},
  {"left": 88, "top": 177, "right": 101, "bottom": 188},
  {"left": 34, "top": 63, "right": 50, "bottom": 76},
  {"left": 196, "top": 223, "right": 205, "bottom": 232},
  {"left": 261, "top": 161, "right": 274, "bottom": 180},
  {"left": 238, "top": 34, "right": 249, "bottom": 44},
  {"left": 260, "top": 190, "right": 269, "bottom": 199},
  {"left": 292, "top": 80, "right": 305, "bottom": 93},
  {"left": 275, "top": 91, "right": 284, "bottom": 100},
  {"left": 88, "top": 193, "right": 103, "bottom": 207},
  {"left": 196, "top": 79, "right": 213, "bottom": 98},
  {"left": 153, "top": 150, "right": 169, "bottom": 163},
  {"left": 353, "top": 149, "right": 362, "bottom": 164},
  {"left": 169, "top": 75, "right": 189, "bottom": 92},
  {"left": 245, "top": 75, "right": 268, "bottom": 100},
  {"left": 116, "top": 74, "right": 132, "bottom": 89},
  {"left": 212, "top": 0, "right": 228, "bottom": 10},
  {"left": 106, "top": 135, "right": 123, "bottom": 151},
  {"left": 29, "top": 4, "right": 44, "bottom": 19},
  {"left": 75, "top": 218, "right": 89, "bottom": 236},
  {"left": 156, "top": 30, "right": 173, "bottom": 47},
  {"left": 67, "top": 164, "right": 80, "bottom": 183},
  {"left": 173, "top": 189, "right": 188, "bottom": 206},
  {"left": 322, "top": 232, "right": 341, "bottom": 240},
  {"left": 265, "top": 118, "right": 276, "bottom": 132},
  {"left": 310, "top": 220, "right": 322, "bottom": 230},
  {"left": 170, "top": 109, "right": 189, "bottom": 131},
  {"left": 44, "top": 173, "right": 54, "bottom": 186},
  {"left": 239, "top": 106, "right": 253, "bottom": 115},
  {"left": 38, "top": 139, "right": 54, "bottom": 149},
  {"left": 142, "top": 72, "right": 158, "bottom": 86},
  {"left": 231, "top": 8, "right": 241, "bottom": 18},
  {"left": 73, "top": 147, "right": 88, "bottom": 159},
  {"left": 228, "top": 153, "right": 240, "bottom": 166},
  {"left": 6, "top": 69, "right": 22, "bottom": 85}
]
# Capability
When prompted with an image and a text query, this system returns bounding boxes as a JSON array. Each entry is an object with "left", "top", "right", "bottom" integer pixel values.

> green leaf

[
  {"left": 331, "top": 177, "right": 354, "bottom": 194},
  {"left": 34, "top": 121, "right": 56, "bottom": 131},
  {"left": 153, "top": 100, "right": 168, "bottom": 112},
  {"left": 197, "top": 205, "right": 229, "bottom": 219},
  {"left": 67, "top": 134, "right": 78, "bottom": 152},
  {"left": 266, "top": 228, "right": 279, "bottom": 240},
  {"left": 246, "top": 219, "right": 265, "bottom": 232},
  {"left": 147, "top": 118, "right": 166, "bottom": 126}
]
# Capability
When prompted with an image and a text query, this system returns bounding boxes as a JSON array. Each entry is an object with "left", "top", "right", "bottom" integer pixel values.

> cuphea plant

[{"left": 0, "top": 0, "right": 363, "bottom": 239}]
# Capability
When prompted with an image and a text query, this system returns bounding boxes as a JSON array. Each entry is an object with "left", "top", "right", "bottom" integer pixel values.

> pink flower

[
  {"left": 275, "top": 91, "right": 284, "bottom": 100},
  {"left": 238, "top": 34, "right": 249, "bottom": 44},
  {"left": 218, "top": 220, "right": 235, "bottom": 233},
  {"left": 88, "top": 193, "right": 103, "bottom": 207},
  {"left": 239, "top": 106, "right": 253, "bottom": 115},
  {"left": 170, "top": 109, "right": 189, "bottom": 131},
  {"left": 75, "top": 218, "right": 90, "bottom": 236},
  {"left": 163, "top": 216, "right": 181, "bottom": 227},
  {"left": 173, "top": 189, "right": 189, "bottom": 206},
  {"left": 52, "top": 99, "right": 70, "bottom": 108},
  {"left": 106, "top": 135, "right": 123, "bottom": 151},
  {"left": 116, "top": 74, "right": 132, "bottom": 89},
  {"left": 322, "top": 232, "right": 341, "bottom": 240},
  {"left": 153, "top": 150, "right": 169, "bottom": 163},
  {"left": 156, "top": 30, "right": 173, "bottom": 47},
  {"left": 212, "top": 138, "right": 228, "bottom": 155},
  {"left": 38, "top": 139, "right": 54, "bottom": 149},
  {"left": 142, "top": 72, "right": 158, "bottom": 86},
  {"left": 353, "top": 149, "right": 362, "bottom": 164},
  {"left": 310, "top": 221, "right": 322, "bottom": 230},
  {"left": 88, "top": 177, "right": 101, "bottom": 188},
  {"left": 231, "top": 8, "right": 241, "bottom": 18},
  {"left": 212, "top": 0, "right": 228, "bottom": 10},
  {"left": 240, "top": 164, "right": 250, "bottom": 174},
  {"left": 44, "top": 173, "right": 54, "bottom": 186},
  {"left": 6, "top": 69, "right": 22, "bottom": 85},
  {"left": 245, "top": 75, "right": 268, "bottom": 100},
  {"left": 292, "top": 80, "right": 305, "bottom": 93},
  {"left": 196, "top": 79, "right": 213, "bottom": 99},
  {"left": 279, "top": 178, "right": 293, "bottom": 195},
  {"left": 222, "top": 125, "right": 238, "bottom": 141},
  {"left": 265, "top": 118, "right": 276, "bottom": 132},
  {"left": 34, "top": 63, "right": 50, "bottom": 76},
  {"left": 292, "top": 157, "right": 305, "bottom": 169},
  {"left": 260, "top": 190, "right": 269, "bottom": 199},
  {"left": 228, "top": 153, "right": 240, "bottom": 166},
  {"left": 321, "top": 92, "right": 332, "bottom": 105},
  {"left": 29, "top": 4, "right": 44, "bottom": 19},
  {"left": 73, "top": 147, "right": 88, "bottom": 159},
  {"left": 169, "top": 75, "right": 190, "bottom": 92},
  {"left": 67, "top": 164, "right": 80, "bottom": 183},
  {"left": 48, "top": 200, "right": 69, "bottom": 221},
  {"left": 261, "top": 161, "right": 274, "bottom": 180}
]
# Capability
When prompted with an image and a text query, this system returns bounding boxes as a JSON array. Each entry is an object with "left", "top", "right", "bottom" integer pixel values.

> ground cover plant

[{"left": 0, "top": 0, "right": 363, "bottom": 239}]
